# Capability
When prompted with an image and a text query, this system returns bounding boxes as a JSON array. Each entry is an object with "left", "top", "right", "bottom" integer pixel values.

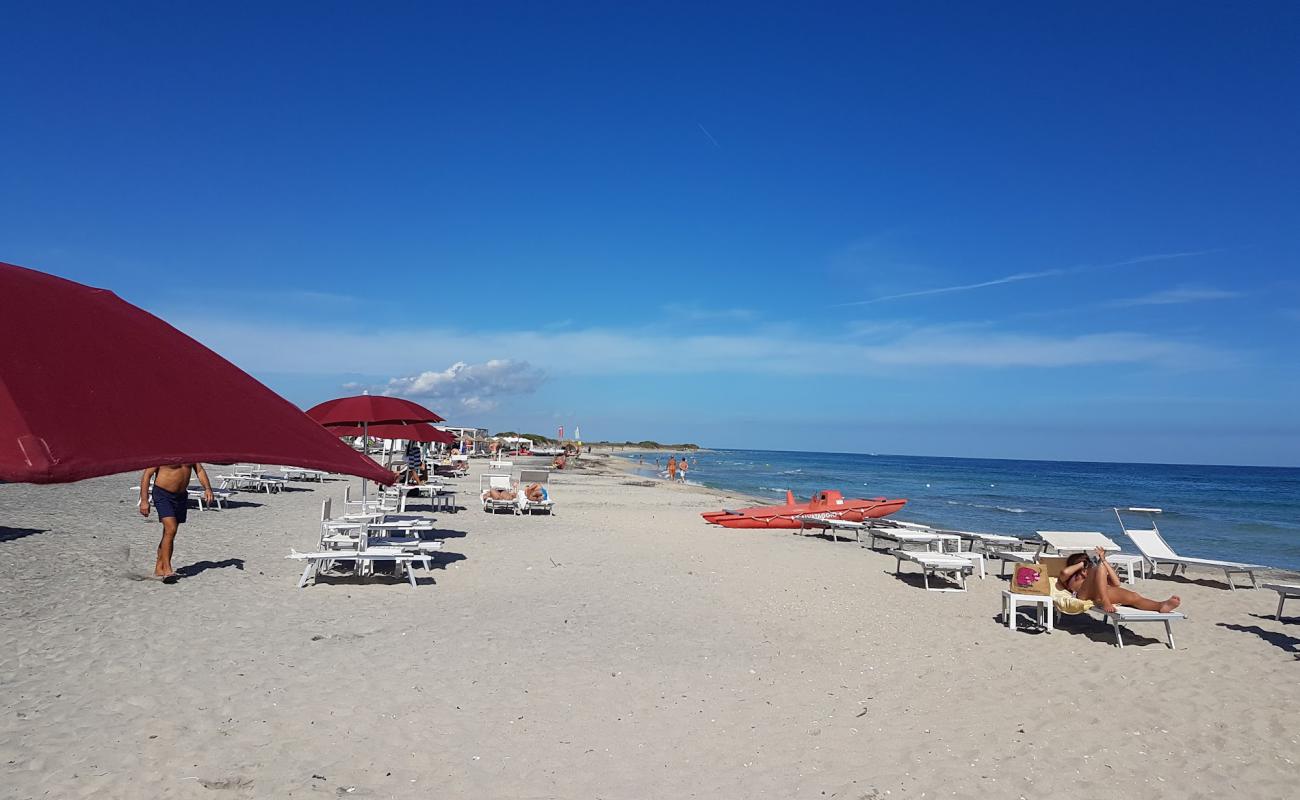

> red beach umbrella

[
  {"left": 331, "top": 422, "right": 455, "bottom": 445},
  {"left": 0, "top": 262, "right": 396, "bottom": 485},
  {"left": 305, "top": 395, "right": 444, "bottom": 427}
]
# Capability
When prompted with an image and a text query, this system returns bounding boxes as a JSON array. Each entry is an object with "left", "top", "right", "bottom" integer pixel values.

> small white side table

[
  {"left": 1002, "top": 591, "right": 1054, "bottom": 633},
  {"left": 1106, "top": 554, "right": 1144, "bottom": 583}
]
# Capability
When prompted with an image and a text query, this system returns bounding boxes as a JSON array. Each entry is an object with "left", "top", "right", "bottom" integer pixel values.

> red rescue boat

[{"left": 701, "top": 489, "right": 907, "bottom": 529}]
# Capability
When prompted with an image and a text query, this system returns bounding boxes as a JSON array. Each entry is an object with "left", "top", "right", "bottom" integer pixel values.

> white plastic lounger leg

[
  {"left": 1278, "top": 594, "right": 1287, "bottom": 621},
  {"left": 298, "top": 560, "right": 316, "bottom": 589},
  {"left": 1111, "top": 618, "right": 1124, "bottom": 648},
  {"left": 1164, "top": 620, "right": 1175, "bottom": 649},
  {"left": 1225, "top": 568, "right": 1236, "bottom": 591},
  {"left": 406, "top": 560, "right": 417, "bottom": 588}
]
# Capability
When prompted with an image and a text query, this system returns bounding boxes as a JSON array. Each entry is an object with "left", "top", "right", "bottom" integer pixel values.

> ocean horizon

[{"left": 626, "top": 448, "right": 1300, "bottom": 572}]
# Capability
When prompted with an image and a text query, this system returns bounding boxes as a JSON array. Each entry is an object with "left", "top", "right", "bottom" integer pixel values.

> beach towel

[{"left": 1048, "top": 577, "right": 1094, "bottom": 615}]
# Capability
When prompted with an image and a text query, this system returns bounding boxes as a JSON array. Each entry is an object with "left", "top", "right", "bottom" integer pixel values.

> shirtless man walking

[{"left": 138, "top": 464, "right": 213, "bottom": 579}]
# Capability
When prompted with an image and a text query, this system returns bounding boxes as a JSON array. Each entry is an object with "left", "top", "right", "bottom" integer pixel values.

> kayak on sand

[{"left": 701, "top": 489, "right": 907, "bottom": 529}]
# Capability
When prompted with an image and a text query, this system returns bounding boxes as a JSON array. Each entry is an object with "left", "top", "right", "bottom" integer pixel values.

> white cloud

[
  {"left": 1107, "top": 286, "right": 1243, "bottom": 307},
  {"left": 834, "top": 250, "right": 1217, "bottom": 307},
  {"left": 174, "top": 315, "right": 1232, "bottom": 379},
  {"left": 661, "top": 303, "right": 756, "bottom": 322},
  {"left": 366, "top": 360, "right": 545, "bottom": 412}
]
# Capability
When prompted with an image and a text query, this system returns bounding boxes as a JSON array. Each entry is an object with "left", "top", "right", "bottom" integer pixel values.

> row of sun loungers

[{"left": 800, "top": 508, "right": 1291, "bottom": 649}]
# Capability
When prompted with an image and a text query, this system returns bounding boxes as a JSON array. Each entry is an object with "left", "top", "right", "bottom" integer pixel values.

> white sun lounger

[
  {"left": 953, "top": 529, "right": 1023, "bottom": 551},
  {"left": 892, "top": 550, "right": 973, "bottom": 592},
  {"left": 1037, "top": 530, "right": 1122, "bottom": 554},
  {"left": 287, "top": 549, "right": 431, "bottom": 588},
  {"left": 1262, "top": 583, "right": 1300, "bottom": 621},
  {"left": 1115, "top": 508, "right": 1263, "bottom": 590},
  {"left": 793, "top": 515, "right": 870, "bottom": 542},
  {"left": 869, "top": 528, "right": 957, "bottom": 552},
  {"left": 518, "top": 469, "right": 555, "bottom": 515},
  {"left": 1089, "top": 605, "right": 1186, "bottom": 649},
  {"left": 480, "top": 474, "right": 518, "bottom": 514},
  {"left": 282, "top": 466, "right": 327, "bottom": 482}
]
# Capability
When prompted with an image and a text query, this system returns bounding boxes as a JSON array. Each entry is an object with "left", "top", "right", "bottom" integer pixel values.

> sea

[{"left": 625, "top": 449, "right": 1300, "bottom": 572}]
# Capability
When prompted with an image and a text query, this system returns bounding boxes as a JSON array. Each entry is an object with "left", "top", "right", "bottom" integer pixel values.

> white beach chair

[
  {"left": 794, "top": 515, "right": 870, "bottom": 542},
  {"left": 480, "top": 474, "right": 518, "bottom": 514},
  {"left": 954, "top": 529, "right": 1023, "bottom": 552},
  {"left": 1037, "top": 530, "right": 1121, "bottom": 554},
  {"left": 343, "top": 484, "right": 402, "bottom": 514},
  {"left": 1089, "top": 606, "right": 1186, "bottom": 649},
  {"left": 1115, "top": 508, "right": 1263, "bottom": 590},
  {"left": 517, "top": 469, "right": 555, "bottom": 515},
  {"left": 1262, "top": 583, "right": 1300, "bottom": 621},
  {"left": 287, "top": 549, "right": 430, "bottom": 588},
  {"left": 892, "top": 550, "right": 973, "bottom": 592},
  {"left": 318, "top": 497, "right": 365, "bottom": 550}
]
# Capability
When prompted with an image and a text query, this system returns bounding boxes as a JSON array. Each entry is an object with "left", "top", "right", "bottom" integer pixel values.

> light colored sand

[{"left": 1, "top": 456, "right": 1298, "bottom": 799}]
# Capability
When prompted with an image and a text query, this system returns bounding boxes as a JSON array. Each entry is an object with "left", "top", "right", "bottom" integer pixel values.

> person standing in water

[
  {"left": 139, "top": 464, "right": 213, "bottom": 579},
  {"left": 667, "top": 455, "right": 678, "bottom": 482},
  {"left": 678, "top": 455, "right": 689, "bottom": 482}
]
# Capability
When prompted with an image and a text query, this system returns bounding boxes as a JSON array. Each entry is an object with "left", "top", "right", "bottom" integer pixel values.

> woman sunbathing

[{"left": 1059, "top": 548, "right": 1181, "bottom": 613}]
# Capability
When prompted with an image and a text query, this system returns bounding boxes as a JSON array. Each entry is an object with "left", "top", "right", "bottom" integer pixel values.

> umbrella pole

[{"left": 361, "top": 420, "right": 369, "bottom": 508}]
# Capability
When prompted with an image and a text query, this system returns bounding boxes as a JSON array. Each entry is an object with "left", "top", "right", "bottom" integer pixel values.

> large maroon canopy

[
  {"left": 0, "top": 262, "right": 395, "bottom": 485},
  {"left": 305, "top": 395, "right": 444, "bottom": 426},
  {"left": 331, "top": 422, "right": 456, "bottom": 445}
]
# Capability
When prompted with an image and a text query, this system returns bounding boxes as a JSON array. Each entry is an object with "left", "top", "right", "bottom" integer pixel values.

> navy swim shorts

[{"left": 151, "top": 485, "right": 189, "bottom": 523}]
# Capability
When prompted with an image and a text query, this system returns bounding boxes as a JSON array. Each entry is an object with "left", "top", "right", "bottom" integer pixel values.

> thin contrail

[
  {"left": 832, "top": 250, "right": 1219, "bottom": 307},
  {"left": 697, "top": 123, "right": 720, "bottom": 147}
]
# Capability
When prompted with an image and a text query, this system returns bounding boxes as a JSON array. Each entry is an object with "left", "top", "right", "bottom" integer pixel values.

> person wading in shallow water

[{"left": 139, "top": 464, "right": 213, "bottom": 579}]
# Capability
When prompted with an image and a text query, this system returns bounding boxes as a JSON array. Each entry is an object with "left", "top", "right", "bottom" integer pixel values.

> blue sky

[{"left": 3, "top": 3, "right": 1298, "bottom": 465}]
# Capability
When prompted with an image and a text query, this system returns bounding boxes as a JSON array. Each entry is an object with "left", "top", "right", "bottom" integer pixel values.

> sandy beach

[{"left": 2, "top": 455, "right": 1297, "bottom": 799}]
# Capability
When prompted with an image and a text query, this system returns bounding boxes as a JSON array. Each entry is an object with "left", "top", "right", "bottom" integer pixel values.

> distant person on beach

[
  {"left": 667, "top": 456, "right": 678, "bottom": 481},
  {"left": 678, "top": 456, "right": 689, "bottom": 482},
  {"left": 1059, "top": 548, "right": 1181, "bottom": 613},
  {"left": 138, "top": 464, "right": 213, "bottom": 579},
  {"left": 402, "top": 442, "right": 424, "bottom": 484}
]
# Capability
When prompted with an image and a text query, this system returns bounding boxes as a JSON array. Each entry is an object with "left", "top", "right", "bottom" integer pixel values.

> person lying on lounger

[
  {"left": 1059, "top": 548, "right": 1181, "bottom": 614},
  {"left": 523, "top": 483, "right": 545, "bottom": 502},
  {"left": 486, "top": 484, "right": 518, "bottom": 501}
]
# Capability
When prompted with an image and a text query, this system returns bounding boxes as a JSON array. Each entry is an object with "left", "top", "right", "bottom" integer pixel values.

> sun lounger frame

[
  {"left": 892, "top": 549, "right": 973, "bottom": 592},
  {"left": 287, "top": 551, "right": 431, "bottom": 588},
  {"left": 1114, "top": 508, "right": 1261, "bottom": 590},
  {"left": 1262, "top": 583, "right": 1300, "bottom": 621},
  {"left": 1089, "top": 605, "right": 1185, "bottom": 649}
]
